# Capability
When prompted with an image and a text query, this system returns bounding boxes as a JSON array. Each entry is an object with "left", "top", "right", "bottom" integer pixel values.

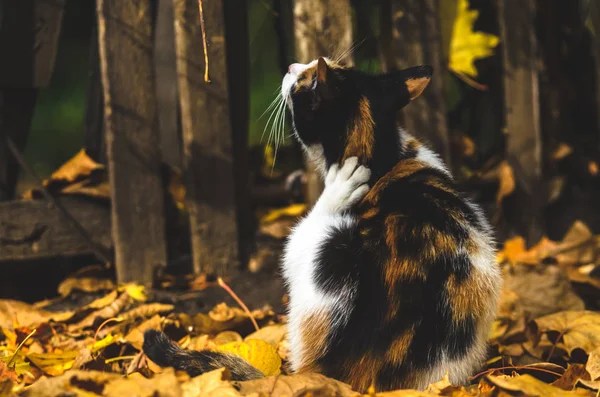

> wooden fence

[{"left": 1, "top": 0, "right": 599, "bottom": 283}]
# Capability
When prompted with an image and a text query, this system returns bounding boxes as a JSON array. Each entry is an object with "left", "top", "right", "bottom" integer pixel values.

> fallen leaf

[
  {"left": 237, "top": 372, "right": 355, "bottom": 397},
  {"left": 0, "top": 352, "right": 30, "bottom": 377},
  {"left": 120, "top": 283, "right": 147, "bottom": 302},
  {"left": 534, "top": 311, "right": 600, "bottom": 355},
  {"left": 57, "top": 277, "right": 115, "bottom": 297},
  {"left": 27, "top": 351, "right": 79, "bottom": 376},
  {"left": 552, "top": 364, "right": 588, "bottom": 391},
  {"left": 586, "top": 348, "right": 600, "bottom": 381},
  {"left": 181, "top": 368, "right": 240, "bottom": 397},
  {"left": 503, "top": 264, "right": 584, "bottom": 318},
  {"left": 449, "top": 0, "right": 500, "bottom": 78},
  {"left": 244, "top": 324, "right": 286, "bottom": 348},
  {"left": 124, "top": 315, "right": 162, "bottom": 350},
  {"left": 487, "top": 373, "right": 593, "bottom": 396},
  {"left": 216, "top": 339, "right": 281, "bottom": 376},
  {"left": 0, "top": 300, "right": 73, "bottom": 330}
]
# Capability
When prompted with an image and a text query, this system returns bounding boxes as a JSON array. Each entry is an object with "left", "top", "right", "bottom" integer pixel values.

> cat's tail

[{"left": 142, "top": 329, "right": 264, "bottom": 381}]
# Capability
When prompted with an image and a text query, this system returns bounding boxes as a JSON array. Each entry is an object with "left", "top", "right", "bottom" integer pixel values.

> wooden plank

[
  {"left": 96, "top": 0, "right": 168, "bottom": 284},
  {"left": 386, "top": 0, "right": 450, "bottom": 164},
  {"left": 154, "top": 0, "right": 181, "bottom": 168},
  {"left": 172, "top": 0, "right": 250, "bottom": 275},
  {"left": 0, "top": 0, "right": 65, "bottom": 88},
  {"left": 292, "top": 0, "right": 354, "bottom": 206},
  {"left": 0, "top": 198, "right": 111, "bottom": 262},
  {"left": 497, "top": 0, "right": 544, "bottom": 243}
]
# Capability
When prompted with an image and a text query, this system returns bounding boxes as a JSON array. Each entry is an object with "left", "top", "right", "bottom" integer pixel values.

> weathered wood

[
  {"left": 292, "top": 0, "right": 354, "bottom": 206},
  {"left": 0, "top": 0, "right": 65, "bottom": 88},
  {"left": 154, "top": 0, "right": 181, "bottom": 168},
  {"left": 590, "top": 0, "right": 600, "bottom": 141},
  {"left": 386, "top": 0, "right": 450, "bottom": 164},
  {"left": 0, "top": 0, "right": 65, "bottom": 200},
  {"left": 0, "top": 198, "right": 111, "bottom": 262},
  {"left": 96, "top": 0, "right": 168, "bottom": 283},
  {"left": 0, "top": 90, "right": 37, "bottom": 201},
  {"left": 172, "top": 0, "right": 250, "bottom": 275},
  {"left": 497, "top": 0, "right": 544, "bottom": 243},
  {"left": 83, "top": 26, "right": 105, "bottom": 164}
]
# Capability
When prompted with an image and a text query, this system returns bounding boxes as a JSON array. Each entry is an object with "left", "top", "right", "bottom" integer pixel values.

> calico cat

[{"left": 143, "top": 57, "right": 502, "bottom": 392}]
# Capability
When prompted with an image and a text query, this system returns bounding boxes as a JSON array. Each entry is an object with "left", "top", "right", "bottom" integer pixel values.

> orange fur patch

[
  {"left": 384, "top": 215, "right": 427, "bottom": 287},
  {"left": 446, "top": 264, "right": 496, "bottom": 323},
  {"left": 385, "top": 327, "right": 415, "bottom": 364},
  {"left": 343, "top": 353, "right": 380, "bottom": 393},
  {"left": 342, "top": 97, "right": 375, "bottom": 164},
  {"left": 297, "top": 311, "right": 331, "bottom": 372},
  {"left": 364, "top": 159, "right": 428, "bottom": 203}
]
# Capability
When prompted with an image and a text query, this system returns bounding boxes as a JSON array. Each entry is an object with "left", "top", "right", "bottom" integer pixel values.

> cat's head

[{"left": 281, "top": 57, "right": 431, "bottom": 178}]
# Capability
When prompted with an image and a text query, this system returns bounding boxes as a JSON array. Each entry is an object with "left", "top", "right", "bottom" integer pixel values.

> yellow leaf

[
  {"left": 90, "top": 333, "right": 119, "bottom": 353},
  {"left": 0, "top": 352, "right": 30, "bottom": 376},
  {"left": 487, "top": 373, "right": 592, "bottom": 396},
  {"left": 260, "top": 204, "right": 307, "bottom": 224},
  {"left": 120, "top": 283, "right": 147, "bottom": 302},
  {"left": 215, "top": 339, "right": 281, "bottom": 376},
  {"left": 180, "top": 368, "right": 241, "bottom": 397},
  {"left": 27, "top": 351, "right": 79, "bottom": 376},
  {"left": 535, "top": 311, "right": 600, "bottom": 355},
  {"left": 449, "top": 0, "right": 500, "bottom": 78}
]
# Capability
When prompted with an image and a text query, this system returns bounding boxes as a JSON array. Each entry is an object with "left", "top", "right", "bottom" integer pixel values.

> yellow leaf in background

[
  {"left": 487, "top": 373, "right": 592, "bottom": 397},
  {"left": 449, "top": 0, "right": 499, "bottom": 78},
  {"left": 27, "top": 351, "right": 79, "bottom": 376},
  {"left": 215, "top": 339, "right": 281, "bottom": 376},
  {"left": 120, "top": 284, "right": 147, "bottom": 302},
  {"left": 260, "top": 204, "right": 307, "bottom": 224}
]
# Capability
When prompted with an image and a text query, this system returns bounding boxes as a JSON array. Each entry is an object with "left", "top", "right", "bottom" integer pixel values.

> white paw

[{"left": 316, "top": 157, "right": 370, "bottom": 214}]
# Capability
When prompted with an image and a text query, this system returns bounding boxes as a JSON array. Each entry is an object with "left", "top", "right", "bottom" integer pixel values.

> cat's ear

[
  {"left": 316, "top": 57, "right": 328, "bottom": 83},
  {"left": 401, "top": 65, "right": 433, "bottom": 100}
]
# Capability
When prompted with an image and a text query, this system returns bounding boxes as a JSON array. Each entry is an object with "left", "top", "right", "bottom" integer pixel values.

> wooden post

[
  {"left": 96, "top": 0, "right": 168, "bottom": 283},
  {"left": 292, "top": 0, "right": 354, "bottom": 206},
  {"left": 154, "top": 0, "right": 181, "bottom": 169},
  {"left": 0, "top": 0, "right": 65, "bottom": 200},
  {"left": 172, "top": 0, "right": 251, "bottom": 275},
  {"left": 385, "top": 0, "right": 450, "bottom": 164},
  {"left": 497, "top": 0, "right": 545, "bottom": 243}
]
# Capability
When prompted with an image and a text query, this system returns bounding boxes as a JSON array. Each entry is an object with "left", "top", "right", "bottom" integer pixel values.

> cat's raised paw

[{"left": 317, "top": 157, "right": 370, "bottom": 214}]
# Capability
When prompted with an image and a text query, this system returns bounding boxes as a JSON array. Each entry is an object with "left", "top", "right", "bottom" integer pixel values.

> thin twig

[
  {"left": 469, "top": 364, "right": 564, "bottom": 381},
  {"left": 449, "top": 68, "right": 489, "bottom": 91},
  {"left": 217, "top": 277, "right": 259, "bottom": 331},
  {"left": 8, "top": 329, "right": 36, "bottom": 366},
  {"left": 4, "top": 135, "right": 112, "bottom": 264},
  {"left": 197, "top": 0, "right": 211, "bottom": 83}
]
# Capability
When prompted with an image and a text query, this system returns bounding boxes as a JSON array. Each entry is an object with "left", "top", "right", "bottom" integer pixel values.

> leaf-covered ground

[{"left": 1, "top": 217, "right": 600, "bottom": 396}]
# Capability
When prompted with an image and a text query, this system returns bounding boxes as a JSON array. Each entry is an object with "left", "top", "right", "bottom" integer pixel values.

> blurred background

[{"left": 1, "top": 0, "right": 600, "bottom": 301}]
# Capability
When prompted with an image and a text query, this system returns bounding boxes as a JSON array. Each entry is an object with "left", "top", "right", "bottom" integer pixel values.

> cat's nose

[{"left": 288, "top": 63, "right": 303, "bottom": 75}]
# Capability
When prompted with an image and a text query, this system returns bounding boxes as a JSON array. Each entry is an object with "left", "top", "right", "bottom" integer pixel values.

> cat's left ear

[{"left": 401, "top": 65, "right": 433, "bottom": 100}]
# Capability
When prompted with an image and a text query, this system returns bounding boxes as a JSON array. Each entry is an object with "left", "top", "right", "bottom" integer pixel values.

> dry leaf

[
  {"left": 487, "top": 373, "right": 593, "bottom": 396},
  {"left": 57, "top": 277, "right": 115, "bottom": 297},
  {"left": 0, "top": 300, "right": 73, "bottom": 330},
  {"left": 124, "top": 315, "right": 162, "bottom": 350},
  {"left": 181, "top": 368, "right": 240, "bottom": 397},
  {"left": 237, "top": 373, "right": 355, "bottom": 397},
  {"left": 216, "top": 339, "right": 281, "bottom": 376},
  {"left": 586, "top": 348, "right": 600, "bottom": 381},
  {"left": 552, "top": 364, "right": 588, "bottom": 391},
  {"left": 244, "top": 324, "right": 287, "bottom": 348},
  {"left": 27, "top": 351, "right": 78, "bottom": 376},
  {"left": 0, "top": 360, "right": 17, "bottom": 383},
  {"left": 534, "top": 311, "right": 600, "bottom": 354}
]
